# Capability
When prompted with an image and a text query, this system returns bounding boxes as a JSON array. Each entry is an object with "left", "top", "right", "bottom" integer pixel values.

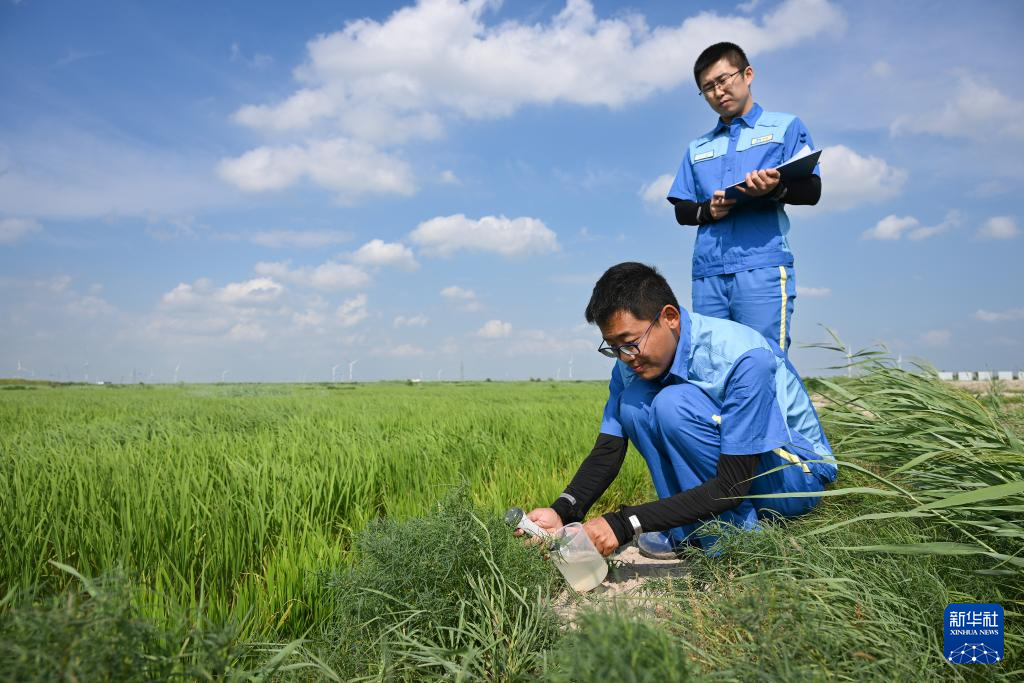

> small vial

[{"left": 504, "top": 507, "right": 551, "bottom": 539}]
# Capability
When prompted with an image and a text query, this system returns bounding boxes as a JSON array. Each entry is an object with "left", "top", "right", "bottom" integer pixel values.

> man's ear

[{"left": 662, "top": 305, "right": 681, "bottom": 329}]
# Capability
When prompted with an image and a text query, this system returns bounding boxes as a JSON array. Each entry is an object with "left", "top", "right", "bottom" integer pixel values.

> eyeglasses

[
  {"left": 597, "top": 311, "right": 661, "bottom": 359},
  {"left": 698, "top": 69, "right": 743, "bottom": 97}
]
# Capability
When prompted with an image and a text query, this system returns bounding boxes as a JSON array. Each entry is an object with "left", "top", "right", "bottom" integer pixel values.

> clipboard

[{"left": 722, "top": 148, "right": 821, "bottom": 202}]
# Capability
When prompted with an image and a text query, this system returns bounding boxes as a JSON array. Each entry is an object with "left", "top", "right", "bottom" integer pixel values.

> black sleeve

[
  {"left": 601, "top": 453, "right": 760, "bottom": 546},
  {"left": 775, "top": 173, "right": 820, "bottom": 206},
  {"left": 550, "top": 433, "right": 628, "bottom": 524},
  {"left": 668, "top": 197, "right": 714, "bottom": 226}
]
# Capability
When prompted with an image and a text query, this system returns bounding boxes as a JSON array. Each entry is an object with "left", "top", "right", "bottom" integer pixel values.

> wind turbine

[
  {"left": 16, "top": 360, "right": 24, "bottom": 378},
  {"left": 220, "top": 370, "right": 229, "bottom": 383},
  {"left": 436, "top": 368, "right": 443, "bottom": 381},
  {"left": 568, "top": 353, "right": 574, "bottom": 380},
  {"left": 348, "top": 359, "right": 359, "bottom": 382},
  {"left": 845, "top": 345, "right": 853, "bottom": 379},
  {"left": 174, "top": 364, "right": 181, "bottom": 383},
  {"left": 83, "top": 361, "right": 89, "bottom": 382},
  {"left": 332, "top": 363, "right": 340, "bottom": 382},
  {"left": 897, "top": 353, "right": 903, "bottom": 371}
]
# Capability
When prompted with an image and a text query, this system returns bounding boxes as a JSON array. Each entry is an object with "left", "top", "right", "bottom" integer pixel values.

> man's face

[
  {"left": 598, "top": 306, "right": 680, "bottom": 381},
  {"left": 698, "top": 57, "right": 754, "bottom": 122}
]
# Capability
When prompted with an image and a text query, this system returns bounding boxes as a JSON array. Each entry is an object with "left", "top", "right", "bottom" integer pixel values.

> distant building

[
  {"left": 956, "top": 371, "right": 975, "bottom": 381},
  {"left": 977, "top": 371, "right": 993, "bottom": 381},
  {"left": 938, "top": 371, "right": 954, "bottom": 381},
  {"left": 998, "top": 371, "right": 1015, "bottom": 381}
]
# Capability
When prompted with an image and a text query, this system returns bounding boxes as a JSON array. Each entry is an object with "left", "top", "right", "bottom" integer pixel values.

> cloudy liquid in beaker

[{"left": 555, "top": 553, "right": 608, "bottom": 592}]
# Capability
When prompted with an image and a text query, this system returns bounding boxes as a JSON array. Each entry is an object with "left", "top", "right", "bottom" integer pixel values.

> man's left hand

[
  {"left": 736, "top": 168, "right": 780, "bottom": 197},
  {"left": 582, "top": 517, "right": 620, "bottom": 557}
]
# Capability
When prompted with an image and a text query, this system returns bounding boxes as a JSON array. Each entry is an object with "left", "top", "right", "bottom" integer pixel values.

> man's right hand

[
  {"left": 525, "top": 507, "right": 563, "bottom": 535},
  {"left": 709, "top": 190, "right": 736, "bottom": 220}
]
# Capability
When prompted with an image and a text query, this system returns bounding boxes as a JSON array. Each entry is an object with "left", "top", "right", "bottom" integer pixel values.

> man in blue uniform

[
  {"left": 667, "top": 42, "right": 821, "bottom": 355},
  {"left": 525, "top": 262, "right": 836, "bottom": 557}
]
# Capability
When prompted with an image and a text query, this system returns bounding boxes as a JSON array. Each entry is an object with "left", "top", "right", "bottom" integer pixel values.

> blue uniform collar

[
  {"left": 660, "top": 308, "right": 692, "bottom": 385},
  {"left": 712, "top": 102, "right": 763, "bottom": 135}
]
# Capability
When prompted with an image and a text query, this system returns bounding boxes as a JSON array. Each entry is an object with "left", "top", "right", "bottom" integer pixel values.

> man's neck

[{"left": 720, "top": 99, "right": 755, "bottom": 125}]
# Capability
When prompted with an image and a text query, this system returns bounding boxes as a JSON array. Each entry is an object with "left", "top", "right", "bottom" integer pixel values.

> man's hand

[
  {"left": 709, "top": 190, "right": 736, "bottom": 220},
  {"left": 524, "top": 507, "right": 563, "bottom": 535},
  {"left": 736, "top": 168, "right": 780, "bottom": 197},
  {"left": 582, "top": 517, "right": 619, "bottom": 557}
]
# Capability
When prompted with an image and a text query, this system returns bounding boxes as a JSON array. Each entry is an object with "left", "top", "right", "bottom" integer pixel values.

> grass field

[{"left": 1, "top": 363, "right": 1022, "bottom": 680}]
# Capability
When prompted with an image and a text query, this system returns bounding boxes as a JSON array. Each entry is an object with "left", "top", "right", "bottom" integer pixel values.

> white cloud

[
  {"left": 441, "top": 285, "right": 483, "bottom": 311},
  {"left": 920, "top": 329, "right": 951, "bottom": 347},
  {"left": 217, "top": 138, "right": 416, "bottom": 200},
  {"left": 230, "top": 42, "right": 273, "bottom": 69},
  {"left": 977, "top": 216, "right": 1018, "bottom": 240},
  {"left": 863, "top": 215, "right": 917, "bottom": 241},
  {"left": 231, "top": 0, "right": 843, "bottom": 142},
  {"left": 439, "top": 170, "right": 460, "bottom": 185},
  {"left": 337, "top": 293, "right": 369, "bottom": 327},
  {"left": 394, "top": 314, "right": 429, "bottom": 327},
  {"left": 0, "top": 217, "right": 42, "bottom": 244},
  {"left": 974, "top": 308, "right": 1024, "bottom": 323},
  {"left": 892, "top": 74, "right": 1024, "bottom": 140},
  {"left": 293, "top": 309, "right": 327, "bottom": 327},
  {"left": 796, "top": 286, "right": 831, "bottom": 297},
  {"left": 161, "top": 277, "right": 284, "bottom": 309},
  {"left": 639, "top": 174, "right": 674, "bottom": 211},
  {"left": 227, "top": 322, "right": 267, "bottom": 342},
  {"left": 477, "top": 319, "right": 512, "bottom": 339},
  {"left": 816, "top": 145, "right": 907, "bottom": 211},
  {"left": 247, "top": 229, "right": 352, "bottom": 248},
  {"left": 350, "top": 238, "right": 419, "bottom": 271},
  {"left": 254, "top": 260, "right": 370, "bottom": 290},
  {"left": 863, "top": 210, "right": 961, "bottom": 241},
  {"left": 410, "top": 214, "right": 559, "bottom": 257}
]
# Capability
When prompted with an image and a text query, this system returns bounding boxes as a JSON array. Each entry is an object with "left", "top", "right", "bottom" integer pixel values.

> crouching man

[{"left": 526, "top": 262, "right": 837, "bottom": 557}]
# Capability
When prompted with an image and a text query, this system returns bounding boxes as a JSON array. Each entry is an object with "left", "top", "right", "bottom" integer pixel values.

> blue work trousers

[
  {"left": 693, "top": 265, "right": 796, "bottom": 354},
  {"left": 617, "top": 378, "right": 824, "bottom": 550}
]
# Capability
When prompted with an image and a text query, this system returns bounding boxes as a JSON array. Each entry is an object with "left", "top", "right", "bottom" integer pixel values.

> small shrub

[
  {"left": 318, "top": 487, "right": 560, "bottom": 680},
  {"left": 0, "top": 565, "right": 244, "bottom": 681},
  {"left": 543, "top": 608, "right": 691, "bottom": 683}
]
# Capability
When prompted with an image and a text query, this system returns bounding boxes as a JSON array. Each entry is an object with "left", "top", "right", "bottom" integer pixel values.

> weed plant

[
  {"left": 315, "top": 488, "right": 561, "bottom": 681},
  {"left": 0, "top": 563, "right": 305, "bottom": 682},
  {"left": 542, "top": 607, "right": 691, "bottom": 682}
]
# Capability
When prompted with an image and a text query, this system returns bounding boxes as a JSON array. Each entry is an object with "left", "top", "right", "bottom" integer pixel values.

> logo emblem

[{"left": 944, "top": 603, "right": 1004, "bottom": 663}]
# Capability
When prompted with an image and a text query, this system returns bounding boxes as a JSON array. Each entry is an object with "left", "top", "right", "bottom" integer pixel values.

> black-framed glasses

[
  {"left": 698, "top": 69, "right": 743, "bottom": 97},
  {"left": 597, "top": 311, "right": 661, "bottom": 360}
]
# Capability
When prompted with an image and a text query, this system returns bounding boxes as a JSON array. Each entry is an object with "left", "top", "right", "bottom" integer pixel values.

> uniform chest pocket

[{"left": 737, "top": 132, "right": 786, "bottom": 167}]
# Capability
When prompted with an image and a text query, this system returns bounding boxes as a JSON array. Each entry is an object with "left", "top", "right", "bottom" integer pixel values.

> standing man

[
  {"left": 525, "top": 262, "right": 836, "bottom": 558},
  {"left": 667, "top": 42, "right": 821, "bottom": 355}
]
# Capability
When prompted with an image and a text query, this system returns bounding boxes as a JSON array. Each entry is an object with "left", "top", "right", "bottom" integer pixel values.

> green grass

[
  {"left": 2, "top": 360, "right": 1023, "bottom": 680},
  {"left": 0, "top": 380, "right": 651, "bottom": 639}
]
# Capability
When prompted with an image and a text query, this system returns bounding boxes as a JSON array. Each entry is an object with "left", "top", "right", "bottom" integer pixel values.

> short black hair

[
  {"left": 585, "top": 262, "right": 679, "bottom": 328},
  {"left": 693, "top": 42, "right": 750, "bottom": 87}
]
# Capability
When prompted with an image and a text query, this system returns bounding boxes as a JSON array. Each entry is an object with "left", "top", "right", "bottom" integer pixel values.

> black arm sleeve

[
  {"left": 667, "top": 173, "right": 819, "bottom": 225},
  {"left": 550, "top": 433, "right": 628, "bottom": 524},
  {"left": 777, "top": 174, "right": 820, "bottom": 205},
  {"left": 601, "top": 453, "right": 760, "bottom": 546},
  {"left": 668, "top": 197, "right": 713, "bottom": 226}
]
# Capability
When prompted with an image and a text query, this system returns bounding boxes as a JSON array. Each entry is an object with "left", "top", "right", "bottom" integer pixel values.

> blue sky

[{"left": 1, "top": 0, "right": 1022, "bottom": 383}]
